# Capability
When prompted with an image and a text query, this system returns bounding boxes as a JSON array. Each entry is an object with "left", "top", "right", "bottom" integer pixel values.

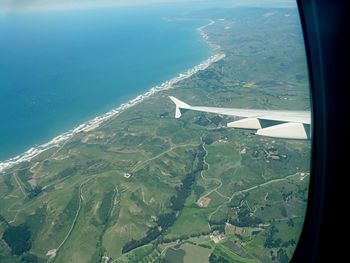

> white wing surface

[{"left": 169, "top": 96, "right": 311, "bottom": 140}]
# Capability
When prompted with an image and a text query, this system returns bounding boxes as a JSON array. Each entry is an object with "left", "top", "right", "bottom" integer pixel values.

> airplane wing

[{"left": 169, "top": 96, "right": 311, "bottom": 140}]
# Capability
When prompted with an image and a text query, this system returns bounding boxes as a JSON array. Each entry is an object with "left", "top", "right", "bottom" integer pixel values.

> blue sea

[{"left": 0, "top": 6, "right": 212, "bottom": 160}]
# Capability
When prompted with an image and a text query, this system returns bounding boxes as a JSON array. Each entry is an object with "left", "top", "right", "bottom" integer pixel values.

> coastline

[{"left": 0, "top": 20, "right": 225, "bottom": 174}]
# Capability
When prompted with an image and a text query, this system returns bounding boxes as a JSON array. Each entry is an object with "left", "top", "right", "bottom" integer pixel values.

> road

[
  {"left": 131, "top": 143, "right": 198, "bottom": 173},
  {"left": 46, "top": 175, "right": 97, "bottom": 263},
  {"left": 209, "top": 172, "right": 304, "bottom": 221}
]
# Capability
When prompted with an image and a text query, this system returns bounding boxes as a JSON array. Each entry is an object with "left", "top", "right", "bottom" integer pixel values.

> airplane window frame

[{"left": 292, "top": 0, "right": 348, "bottom": 261}]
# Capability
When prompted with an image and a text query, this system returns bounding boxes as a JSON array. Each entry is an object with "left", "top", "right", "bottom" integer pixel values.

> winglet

[{"left": 169, "top": 96, "right": 191, "bottom": 118}]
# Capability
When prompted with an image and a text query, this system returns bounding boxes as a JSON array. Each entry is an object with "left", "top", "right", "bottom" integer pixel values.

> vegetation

[
  {"left": 2, "top": 225, "right": 32, "bottom": 255},
  {"left": 0, "top": 6, "right": 310, "bottom": 263},
  {"left": 122, "top": 144, "right": 207, "bottom": 253},
  {"left": 27, "top": 186, "right": 42, "bottom": 199},
  {"left": 209, "top": 245, "right": 256, "bottom": 263}
]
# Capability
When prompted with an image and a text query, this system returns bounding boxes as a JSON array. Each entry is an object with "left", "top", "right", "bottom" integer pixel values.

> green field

[
  {"left": 182, "top": 243, "right": 212, "bottom": 263},
  {"left": 165, "top": 207, "right": 212, "bottom": 238}
]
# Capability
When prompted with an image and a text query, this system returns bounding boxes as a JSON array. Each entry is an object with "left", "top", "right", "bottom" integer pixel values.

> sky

[{"left": 0, "top": 0, "right": 297, "bottom": 13}]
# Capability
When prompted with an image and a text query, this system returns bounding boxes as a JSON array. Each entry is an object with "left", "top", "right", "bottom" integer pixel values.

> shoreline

[{"left": 0, "top": 20, "right": 225, "bottom": 174}]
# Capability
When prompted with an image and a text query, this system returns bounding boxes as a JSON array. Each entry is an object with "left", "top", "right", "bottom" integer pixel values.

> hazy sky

[{"left": 0, "top": 0, "right": 297, "bottom": 13}]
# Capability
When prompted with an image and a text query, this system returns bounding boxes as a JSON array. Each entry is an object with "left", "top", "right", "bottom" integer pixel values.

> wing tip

[{"left": 168, "top": 96, "right": 191, "bottom": 109}]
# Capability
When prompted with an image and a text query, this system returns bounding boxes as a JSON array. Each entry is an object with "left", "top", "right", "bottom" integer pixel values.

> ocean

[{"left": 0, "top": 6, "right": 212, "bottom": 161}]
